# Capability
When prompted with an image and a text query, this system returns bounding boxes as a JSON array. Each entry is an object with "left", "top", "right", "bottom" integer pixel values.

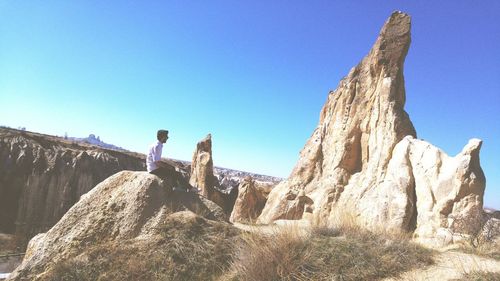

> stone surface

[
  {"left": 189, "top": 134, "right": 216, "bottom": 197},
  {"left": 7, "top": 171, "right": 227, "bottom": 280},
  {"left": 0, "top": 128, "right": 145, "bottom": 244},
  {"left": 230, "top": 177, "right": 267, "bottom": 223},
  {"left": 189, "top": 134, "right": 235, "bottom": 212},
  {"left": 257, "top": 12, "right": 485, "bottom": 243}
]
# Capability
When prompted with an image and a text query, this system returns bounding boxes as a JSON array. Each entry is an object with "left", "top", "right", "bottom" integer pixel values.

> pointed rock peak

[
  {"left": 462, "top": 138, "right": 482, "bottom": 154},
  {"left": 381, "top": 11, "right": 411, "bottom": 38},
  {"left": 258, "top": 12, "right": 417, "bottom": 224},
  {"left": 258, "top": 12, "right": 485, "bottom": 246},
  {"left": 366, "top": 11, "right": 411, "bottom": 77},
  {"left": 196, "top": 134, "right": 212, "bottom": 152}
]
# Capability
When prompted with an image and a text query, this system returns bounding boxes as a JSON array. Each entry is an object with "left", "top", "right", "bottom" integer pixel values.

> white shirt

[{"left": 146, "top": 141, "right": 163, "bottom": 172}]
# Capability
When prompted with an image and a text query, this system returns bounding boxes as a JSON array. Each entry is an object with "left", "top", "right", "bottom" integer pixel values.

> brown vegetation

[
  {"left": 228, "top": 211, "right": 435, "bottom": 281},
  {"left": 39, "top": 215, "right": 436, "bottom": 281},
  {"left": 456, "top": 242, "right": 500, "bottom": 262},
  {"left": 43, "top": 215, "right": 240, "bottom": 281}
]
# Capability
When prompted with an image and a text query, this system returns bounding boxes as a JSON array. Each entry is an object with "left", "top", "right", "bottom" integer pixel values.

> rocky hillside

[
  {"left": 7, "top": 171, "right": 230, "bottom": 280},
  {"left": 0, "top": 128, "right": 146, "bottom": 245},
  {"left": 0, "top": 128, "right": 280, "bottom": 247},
  {"left": 258, "top": 12, "right": 486, "bottom": 245},
  {"left": 5, "top": 170, "right": 443, "bottom": 281}
]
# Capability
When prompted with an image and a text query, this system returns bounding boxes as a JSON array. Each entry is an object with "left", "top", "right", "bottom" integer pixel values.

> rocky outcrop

[
  {"left": 230, "top": 177, "right": 279, "bottom": 223},
  {"left": 0, "top": 128, "right": 145, "bottom": 245},
  {"left": 189, "top": 134, "right": 217, "bottom": 197},
  {"left": 189, "top": 134, "right": 235, "bottom": 212},
  {"left": 230, "top": 177, "right": 264, "bottom": 223},
  {"left": 382, "top": 136, "right": 484, "bottom": 243},
  {"left": 7, "top": 171, "right": 228, "bottom": 280},
  {"left": 258, "top": 12, "right": 485, "bottom": 243}
]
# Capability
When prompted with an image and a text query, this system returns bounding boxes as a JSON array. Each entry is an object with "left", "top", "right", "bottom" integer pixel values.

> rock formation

[
  {"left": 189, "top": 134, "right": 216, "bottom": 197},
  {"left": 189, "top": 134, "right": 234, "bottom": 212},
  {"left": 7, "top": 171, "right": 228, "bottom": 280},
  {"left": 229, "top": 177, "right": 279, "bottom": 223},
  {"left": 258, "top": 12, "right": 485, "bottom": 244},
  {"left": 230, "top": 177, "right": 265, "bottom": 223},
  {"left": 0, "top": 128, "right": 145, "bottom": 245}
]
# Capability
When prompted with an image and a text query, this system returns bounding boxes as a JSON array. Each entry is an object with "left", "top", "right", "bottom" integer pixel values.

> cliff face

[
  {"left": 0, "top": 128, "right": 145, "bottom": 244},
  {"left": 257, "top": 12, "right": 485, "bottom": 244}
]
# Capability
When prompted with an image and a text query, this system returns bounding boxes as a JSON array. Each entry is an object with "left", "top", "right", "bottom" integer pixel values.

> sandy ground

[
  {"left": 233, "top": 219, "right": 312, "bottom": 236},
  {"left": 383, "top": 250, "right": 500, "bottom": 281}
]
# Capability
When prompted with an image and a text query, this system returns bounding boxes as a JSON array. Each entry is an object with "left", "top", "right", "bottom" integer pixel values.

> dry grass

[
  {"left": 229, "top": 225, "right": 311, "bottom": 281},
  {"left": 44, "top": 216, "right": 240, "bottom": 281},
  {"left": 40, "top": 209, "right": 436, "bottom": 281},
  {"left": 228, "top": 210, "right": 435, "bottom": 281},
  {"left": 456, "top": 241, "right": 500, "bottom": 261}
]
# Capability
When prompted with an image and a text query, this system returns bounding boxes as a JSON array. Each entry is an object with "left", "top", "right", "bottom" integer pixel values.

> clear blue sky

[{"left": 1, "top": 1, "right": 499, "bottom": 209}]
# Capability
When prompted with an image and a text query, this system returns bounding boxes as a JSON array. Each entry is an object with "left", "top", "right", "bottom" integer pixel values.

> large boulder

[
  {"left": 0, "top": 128, "right": 145, "bottom": 244},
  {"left": 7, "top": 171, "right": 228, "bottom": 280},
  {"left": 258, "top": 12, "right": 485, "bottom": 244}
]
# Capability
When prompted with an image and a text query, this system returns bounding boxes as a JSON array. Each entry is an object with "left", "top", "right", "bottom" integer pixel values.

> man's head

[{"left": 157, "top": 129, "right": 169, "bottom": 143}]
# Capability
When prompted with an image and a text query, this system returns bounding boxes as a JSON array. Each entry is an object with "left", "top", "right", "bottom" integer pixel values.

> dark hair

[{"left": 157, "top": 129, "right": 169, "bottom": 140}]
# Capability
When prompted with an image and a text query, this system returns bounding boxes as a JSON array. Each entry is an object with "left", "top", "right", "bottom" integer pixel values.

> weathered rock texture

[
  {"left": 189, "top": 134, "right": 216, "bottom": 197},
  {"left": 189, "top": 134, "right": 235, "bottom": 212},
  {"left": 7, "top": 171, "right": 228, "bottom": 280},
  {"left": 0, "top": 128, "right": 145, "bottom": 244},
  {"left": 258, "top": 12, "right": 485, "bottom": 243},
  {"left": 230, "top": 177, "right": 266, "bottom": 223}
]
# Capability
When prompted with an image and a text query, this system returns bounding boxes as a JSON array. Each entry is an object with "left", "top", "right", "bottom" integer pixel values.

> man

[{"left": 147, "top": 129, "right": 195, "bottom": 192}]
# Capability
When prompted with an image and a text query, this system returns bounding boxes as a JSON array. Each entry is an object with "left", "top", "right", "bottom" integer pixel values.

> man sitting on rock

[{"left": 147, "top": 129, "right": 195, "bottom": 192}]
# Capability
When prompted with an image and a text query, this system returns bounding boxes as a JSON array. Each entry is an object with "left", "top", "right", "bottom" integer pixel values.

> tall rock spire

[
  {"left": 258, "top": 12, "right": 485, "bottom": 244},
  {"left": 189, "top": 134, "right": 215, "bottom": 197},
  {"left": 189, "top": 134, "right": 228, "bottom": 210}
]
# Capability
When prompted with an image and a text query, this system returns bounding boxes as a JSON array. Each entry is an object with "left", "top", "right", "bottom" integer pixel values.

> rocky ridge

[
  {"left": 67, "top": 134, "right": 127, "bottom": 152},
  {"left": 0, "top": 128, "right": 145, "bottom": 245},
  {"left": 0, "top": 128, "right": 280, "bottom": 248}
]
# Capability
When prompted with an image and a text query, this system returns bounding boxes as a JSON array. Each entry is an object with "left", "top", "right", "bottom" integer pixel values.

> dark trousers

[{"left": 150, "top": 166, "right": 190, "bottom": 191}]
